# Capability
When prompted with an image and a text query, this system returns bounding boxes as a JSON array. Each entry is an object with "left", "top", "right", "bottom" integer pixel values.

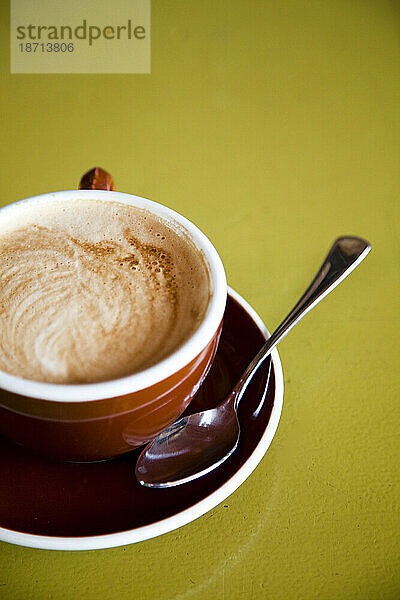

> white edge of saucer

[{"left": 0, "top": 287, "right": 284, "bottom": 551}]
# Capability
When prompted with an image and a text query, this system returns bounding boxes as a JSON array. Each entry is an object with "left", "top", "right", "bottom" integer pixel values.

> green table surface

[{"left": 0, "top": 1, "right": 399, "bottom": 598}]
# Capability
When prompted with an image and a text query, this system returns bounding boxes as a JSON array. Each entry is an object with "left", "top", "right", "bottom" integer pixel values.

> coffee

[{"left": 0, "top": 197, "right": 210, "bottom": 383}]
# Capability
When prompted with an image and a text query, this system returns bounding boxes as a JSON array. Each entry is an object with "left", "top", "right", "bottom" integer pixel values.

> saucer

[{"left": 0, "top": 288, "right": 283, "bottom": 551}]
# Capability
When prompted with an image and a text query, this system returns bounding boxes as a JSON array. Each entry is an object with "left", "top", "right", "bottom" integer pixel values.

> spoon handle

[{"left": 233, "top": 236, "right": 371, "bottom": 408}]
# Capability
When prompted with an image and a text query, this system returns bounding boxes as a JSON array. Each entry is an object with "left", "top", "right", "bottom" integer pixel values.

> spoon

[{"left": 135, "top": 236, "right": 371, "bottom": 488}]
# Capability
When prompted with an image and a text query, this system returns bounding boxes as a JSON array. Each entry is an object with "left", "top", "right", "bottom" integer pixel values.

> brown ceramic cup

[{"left": 0, "top": 170, "right": 227, "bottom": 461}]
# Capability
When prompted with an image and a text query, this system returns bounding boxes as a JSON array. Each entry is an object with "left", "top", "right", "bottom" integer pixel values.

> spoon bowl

[{"left": 136, "top": 400, "right": 240, "bottom": 487}]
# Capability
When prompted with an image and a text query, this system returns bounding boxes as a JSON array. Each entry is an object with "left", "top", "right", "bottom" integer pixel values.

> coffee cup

[{"left": 0, "top": 169, "right": 227, "bottom": 461}]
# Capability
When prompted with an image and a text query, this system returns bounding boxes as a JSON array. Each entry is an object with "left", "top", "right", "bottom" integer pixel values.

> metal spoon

[{"left": 135, "top": 236, "right": 371, "bottom": 488}]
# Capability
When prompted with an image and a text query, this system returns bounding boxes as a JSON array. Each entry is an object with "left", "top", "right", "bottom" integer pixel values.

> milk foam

[{"left": 0, "top": 197, "right": 210, "bottom": 383}]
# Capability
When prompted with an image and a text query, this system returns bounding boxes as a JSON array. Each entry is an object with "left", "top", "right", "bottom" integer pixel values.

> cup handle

[{"left": 79, "top": 167, "right": 115, "bottom": 191}]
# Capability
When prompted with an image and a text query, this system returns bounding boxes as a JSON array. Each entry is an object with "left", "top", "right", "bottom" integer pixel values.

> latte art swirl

[{"left": 0, "top": 199, "right": 209, "bottom": 383}]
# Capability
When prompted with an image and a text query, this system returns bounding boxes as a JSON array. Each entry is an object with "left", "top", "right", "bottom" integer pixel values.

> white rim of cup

[{"left": 0, "top": 190, "right": 227, "bottom": 402}]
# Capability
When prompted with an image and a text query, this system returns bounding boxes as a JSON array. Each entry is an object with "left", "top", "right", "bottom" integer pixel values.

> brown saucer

[{"left": 0, "top": 289, "right": 283, "bottom": 550}]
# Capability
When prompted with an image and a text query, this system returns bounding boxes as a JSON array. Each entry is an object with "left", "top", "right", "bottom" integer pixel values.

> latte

[{"left": 0, "top": 197, "right": 210, "bottom": 383}]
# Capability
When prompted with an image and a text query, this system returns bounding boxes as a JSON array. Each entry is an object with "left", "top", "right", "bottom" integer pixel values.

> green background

[{"left": 0, "top": 1, "right": 399, "bottom": 598}]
